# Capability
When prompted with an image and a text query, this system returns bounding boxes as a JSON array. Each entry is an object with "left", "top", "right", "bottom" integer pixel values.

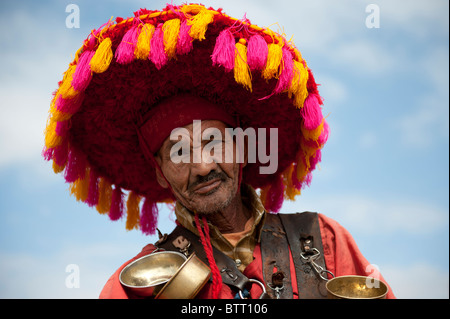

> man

[{"left": 43, "top": 4, "right": 395, "bottom": 299}]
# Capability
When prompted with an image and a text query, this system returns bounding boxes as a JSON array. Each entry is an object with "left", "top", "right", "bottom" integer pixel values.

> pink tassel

[
  {"left": 304, "top": 172, "right": 313, "bottom": 187},
  {"left": 53, "top": 142, "right": 69, "bottom": 167},
  {"left": 72, "top": 51, "right": 95, "bottom": 91},
  {"left": 149, "top": 24, "right": 168, "bottom": 70},
  {"left": 86, "top": 169, "right": 99, "bottom": 207},
  {"left": 42, "top": 147, "right": 53, "bottom": 161},
  {"left": 176, "top": 20, "right": 193, "bottom": 55},
  {"left": 266, "top": 176, "right": 285, "bottom": 213},
  {"left": 55, "top": 93, "right": 84, "bottom": 114},
  {"left": 64, "top": 147, "right": 87, "bottom": 183},
  {"left": 247, "top": 34, "right": 268, "bottom": 71},
  {"left": 301, "top": 93, "right": 323, "bottom": 130},
  {"left": 55, "top": 120, "right": 69, "bottom": 137},
  {"left": 140, "top": 197, "right": 158, "bottom": 235},
  {"left": 115, "top": 25, "right": 139, "bottom": 64},
  {"left": 274, "top": 46, "right": 294, "bottom": 94},
  {"left": 318, "top": 120, "right": 329, "bottom": 146},
  {"left": 109, "top": 187, "right": 124, "bottom": 221},
  {"left": 211, "top": 29, "right": 235, "bottom": 72}
]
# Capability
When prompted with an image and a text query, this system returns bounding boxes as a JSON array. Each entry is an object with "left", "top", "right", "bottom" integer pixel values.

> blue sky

[{"left": 0, "top": 0, "right": 448, "bottom": 298}]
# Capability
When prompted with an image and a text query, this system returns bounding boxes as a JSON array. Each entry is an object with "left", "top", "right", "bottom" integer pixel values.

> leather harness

[{"left": 155, "top": 212, "right": 328, "bottom": 299}]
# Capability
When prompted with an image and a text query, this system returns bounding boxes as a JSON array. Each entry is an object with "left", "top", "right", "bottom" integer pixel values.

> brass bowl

[
  {"left": 155, "top": 253, "right": 211, "bottom": 299},
  {"left": 119, "top": 251, "right": 187, "bottom": 297},
  {"left": 326, "top": 275, "right": 389, "bottom": 299}
]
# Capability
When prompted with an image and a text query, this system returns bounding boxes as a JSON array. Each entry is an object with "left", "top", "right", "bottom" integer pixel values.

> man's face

[{"left": 155, "top": 120, "right": 245, "bottom": 214}]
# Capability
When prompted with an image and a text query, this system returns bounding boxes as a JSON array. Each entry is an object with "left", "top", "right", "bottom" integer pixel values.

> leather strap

[
  {"left": 278, "top": 212, "right": 328, "bottom": 299},
  {"left": 260, "top": 213, "right": 293, "bottom": 299}
]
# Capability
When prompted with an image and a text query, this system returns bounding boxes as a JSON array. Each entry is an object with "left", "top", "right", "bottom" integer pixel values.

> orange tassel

[
  {"left": 126, "top": 191, "right": 142, "bottom": 231},
  {"left": 163, "top": 19, "right": 181, "bottom": 59},
  {"left": 262, "top": 43, "right": 282, "bottom": 80},
  {"left": 70, "top": 168, "right": 90, "bottom": 202},
  {"left": 96, "top": 177, "right": 112, "bottom": 215},
  {"left": 135, "top": 23, "right": 155, "bottom": 60},
  {"left": 234, "top": 39, "right": 252, "bottom": 92},
  {"left": 289, "top": 60, "right": 309, "bottom": 108}
]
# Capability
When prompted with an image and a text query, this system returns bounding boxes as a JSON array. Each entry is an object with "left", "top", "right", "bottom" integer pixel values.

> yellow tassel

[
  {"left": 96, "top": 177, "right": 113, "bottom": 215},
  {"left": 90, "top": 37, "right": 113, "bottom": 73},
  {"left": 296, "top": 156, "right": 309, "bottom": 183},
  {"left": 58, "top": 65, "right": 79, "bottom": 99},
  {"left": 288, "top": 60, "right": 309, "bottom": 108},
  {"left": 135, "top": 23, "right": 155, "bottom": 60},
  {"left": 70, "top": 169, "right": 90, "bottom": 202},
  {"left": 163, "top": 19, "right": 181, "bottom": 59},
  {"left": 283, "top": 164, "right": 300, "bottom": 200},
  {"left": 234, "top": 40, "right": 252, "bottom": 92},
  {"left": 52, "top": 160, "right": 65, "bottom": 174},
  {"left": 126, "top": 191, "right": 142, "bottom": 231},
  {"left": 187, "top": 8, "right": 215, "bottom": 41},
  {"left": 262, "top": 43, "right": 283, "bottom": 80},
  {"left": 301, "top": 120, "right": 324, "bottom": 142},
  {"left": 44, "top": 119, "right": 63, "bottom": 149}
]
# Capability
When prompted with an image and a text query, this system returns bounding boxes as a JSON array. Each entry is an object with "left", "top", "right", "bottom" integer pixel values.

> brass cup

[
  {"left": 155, "top": 253, "right": 211, "bottom": 299},
  {"left": 326, "top": 275, "right": 389, "bottom": 299},
  {"left": 119, "top": 251, "right": 187, "bottom": 297}
]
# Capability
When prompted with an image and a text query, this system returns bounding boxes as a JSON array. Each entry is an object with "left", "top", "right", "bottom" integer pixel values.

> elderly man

[{"left": 43, "top": 4, "right": 394, "bottom": 299}]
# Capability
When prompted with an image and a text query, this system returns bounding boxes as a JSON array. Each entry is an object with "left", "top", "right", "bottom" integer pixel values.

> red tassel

[
  {"left": 265, "top": 176, "right": 285, "bottom": 213},
  {"left": 86, "top": 168, "right": 99, "bottom": 207},
  {"left": 140, "top": 197, "right": 158, "bottom": 235},
  {"left": 64, "top": 147, "right": 87, "bottom": 183},
  {"left": 195, "top": 214, "right": 223, "bottom": 299},
  {"left": 109, "top": 187, "right": 124, "bottom": 221}
]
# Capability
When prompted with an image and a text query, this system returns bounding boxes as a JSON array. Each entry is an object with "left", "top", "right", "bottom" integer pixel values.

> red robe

[{"left": 99, "top": 214, "right": 396, "bottom": 299}]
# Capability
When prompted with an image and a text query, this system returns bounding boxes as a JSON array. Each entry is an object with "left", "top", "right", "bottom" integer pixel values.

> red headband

[{"left": 138, "top": 94, "right": 237, "bottom": 155}]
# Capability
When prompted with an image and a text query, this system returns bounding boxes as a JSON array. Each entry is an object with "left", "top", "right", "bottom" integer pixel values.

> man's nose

[{"left": 190, "top": 154, "right": 219, "bottom": 177}]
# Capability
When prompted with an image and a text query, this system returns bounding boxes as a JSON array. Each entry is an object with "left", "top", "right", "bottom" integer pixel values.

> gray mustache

[{"left": 189, "top": 170, "right": 227, "bottom": 190}]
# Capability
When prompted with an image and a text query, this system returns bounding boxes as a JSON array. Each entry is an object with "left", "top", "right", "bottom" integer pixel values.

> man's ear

[{"left": 154, "top": 155, "right": 169, "bottom": 189}]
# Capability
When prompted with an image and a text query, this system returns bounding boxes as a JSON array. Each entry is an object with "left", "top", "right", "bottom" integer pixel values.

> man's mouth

[{"left": 192, "top": 178, "right": 222, "bottom": 195}]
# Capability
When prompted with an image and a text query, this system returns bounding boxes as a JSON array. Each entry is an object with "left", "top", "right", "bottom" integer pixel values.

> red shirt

[{"left": 99, "top": 213, "right": 395, "bottom": 299}]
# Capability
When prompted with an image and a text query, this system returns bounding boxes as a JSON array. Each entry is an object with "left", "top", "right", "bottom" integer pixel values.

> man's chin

[{"left": 190, "top": 191, "right": 234, "bottom": 214}]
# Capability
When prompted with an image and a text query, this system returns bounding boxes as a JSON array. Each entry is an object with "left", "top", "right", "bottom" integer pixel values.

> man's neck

[{"left": 204, "top": 193, "right": 251, "bottom": 234}]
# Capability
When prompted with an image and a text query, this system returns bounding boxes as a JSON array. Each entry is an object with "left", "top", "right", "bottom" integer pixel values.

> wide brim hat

[{"left": 43, "top": 4, "right": 329, "bottom": 235}]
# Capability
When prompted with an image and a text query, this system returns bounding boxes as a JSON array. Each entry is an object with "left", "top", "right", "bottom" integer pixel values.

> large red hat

[{"left": 43, "top": 4, "right": 329, "bottom": 235}]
